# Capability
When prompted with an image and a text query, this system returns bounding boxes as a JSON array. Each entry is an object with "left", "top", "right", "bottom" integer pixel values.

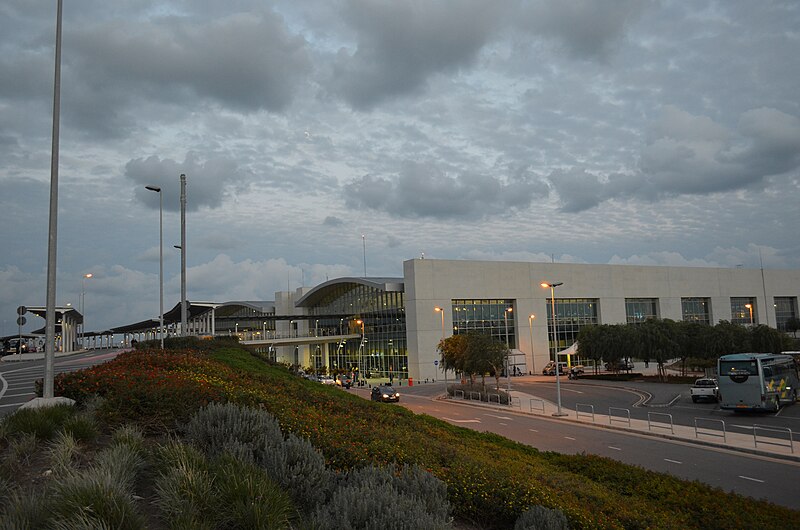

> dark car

[
  {"left": 605, "top": 359, "right": 633, "bottom": 372},
  {"left": 336, "top": 375, "right": 353, "bottom": 389},
  {"left": 371, "top": 385, "right": 400, "bottom": 403}
]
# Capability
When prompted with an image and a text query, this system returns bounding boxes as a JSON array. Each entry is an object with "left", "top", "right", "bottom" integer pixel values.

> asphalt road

[
  {"left": 352, "top": 382, "right": 800, "bottom": 510},
  {"left": 0, "top": 349, "right": 122, "bottom": 417}
]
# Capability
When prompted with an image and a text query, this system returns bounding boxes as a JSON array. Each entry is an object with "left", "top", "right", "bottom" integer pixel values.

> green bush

[
  {"left": 260, "top": 432, "right": 334, "bottom": 511},
  {"left": 49, "top": 469, "right": 146, "bottom": 529},
  {"left": 312, "top": 464, "right": 452, "bottom": 530},
  {"left": 183, "top": 401, "right": 283, "bottom": 458},
  {"left": 1, "top": 404, "right": 75, "bottom": 440},
  {"left": 515, "top": 505, "right": 570, "bottom": 530}
]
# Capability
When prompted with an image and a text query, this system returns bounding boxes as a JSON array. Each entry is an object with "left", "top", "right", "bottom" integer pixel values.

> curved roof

[{"left": 296, "top": 277, "right": 404, "bottom": 307}]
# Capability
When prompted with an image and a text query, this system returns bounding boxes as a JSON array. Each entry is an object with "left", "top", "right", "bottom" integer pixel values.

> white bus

[{"left": 717, "top": 353, "right": 799, "bottom": 412}]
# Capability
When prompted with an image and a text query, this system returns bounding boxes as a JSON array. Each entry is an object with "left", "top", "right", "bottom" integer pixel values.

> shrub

[
  {"left": 61, "top": 412, "right": 99, "bottom": 442},
  {"left": 48, "top": 430, "right": 81, "bottom": 477},
  {"left": 110, "top": 424, "right": 146, "bottom": 453},
  {"left": 154, "top": 445, "right": 217, "bottom": 525},
  {"left": 212, "top": 452, "right": 295, "bottom": 530},
  {"left": 1, "top": 404, "right": 75, "bottom": 440},
  {"left": 49, "top": 469, "right": 146, "bottom": 529},
  {"left": 4, "top": 432, "right": 38, "bottom": 469},
  {"left": 311, "top": 464, "right": 452, "bottom": 530},
  {"left": 0, "top": 489, "right": 53, "bottom": 529},
  {"left": 183, "top": 402, "right": 283, "bottom": 458},
  {"left": 515, "top": 505, "right": 570, "bottom": 530},
  {"left": 259, "top": 432, "right": 334, "bottom": 511}
]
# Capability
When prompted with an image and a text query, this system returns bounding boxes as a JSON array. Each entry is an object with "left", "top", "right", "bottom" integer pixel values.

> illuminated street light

[
  {"left": 80, "top": 273, "right": 92, "bottom": 349},
  {"left": 541, "top": 282, "right": 567, "bottom": 417},
  {"left": 528, "top": 314, "right": 535, "bottom": 375},
  {"left": 435, "top": 306, "right": 447, "bottom": 397},
  {"left": 745, "top": 303, "right": 754, "bottom": 325},
  {"left": 504, "top": 307, "right": 513, "bottom": 397}
]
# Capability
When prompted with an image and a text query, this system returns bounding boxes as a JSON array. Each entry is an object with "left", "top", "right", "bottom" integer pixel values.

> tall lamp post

[
  {"left": 356, "top": 319, "right": 365, "bottom": 383},
  {"left": 435, "top": 306, "right": 447, "bottom": 397},
  {"left": 179, "top": 173, "right": 187, "bottom": 336},
  {"left": 145, "top": 185, "right": 164, "bottom": 349},
  {"left": 528, "top": 314, "right": 535, "bottom": 375},
  {"left": 745, "top": 303, "right": 754, "bottom": 325},
  {"left": 541, "top": 282, "right": 566, "bottom": 416},
  {"left": 80, "top": 273, "right": 92, "bottom": 349},
  {"left": 504, "top": 307, "right": 513, "bottom": 396}
]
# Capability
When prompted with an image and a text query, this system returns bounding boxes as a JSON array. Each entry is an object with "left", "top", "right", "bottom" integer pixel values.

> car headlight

[{"left": 382, "top": 394, "right": 389, "bottom": 398}]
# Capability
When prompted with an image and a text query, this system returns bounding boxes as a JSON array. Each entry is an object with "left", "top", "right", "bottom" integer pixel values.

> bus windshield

[{"left": 718, "top": 360, "right": 758, "bottom": 376}]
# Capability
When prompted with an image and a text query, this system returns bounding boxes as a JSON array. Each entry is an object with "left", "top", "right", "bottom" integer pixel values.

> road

[
  {"left": 0, "top": 350, "right": 122, "bottom": 417},
  {"left": 353, "top": 382, "right": 800, "bottom": 511}
]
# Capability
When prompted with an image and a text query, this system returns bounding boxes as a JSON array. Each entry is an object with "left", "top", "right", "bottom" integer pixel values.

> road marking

[
  {"left": 564, "top": 436, "right": 576, "bottom": 441},
  {"left": 3, "top": 392, "right": 34, "bottom": 398},
  {"left": 442, "top": 418, "right": 481, "bottom": 423},
  {"left": 731, "top": 424, "right": 754, "bottom": 430},
  {"left": 529, "top": 429, "right": 538, "bottom": 433},
  {"left": 664, "top": 459, "right": 682, "bottom": 464},
  {"left": 608, "top": 446, "right": 622, "bottom": 451},
  {"left": 738, "top": 475, "right": 765, "bottom": 483},
  {"left": 499, "top": 422, "right": 508, "bottom": 426},
  {"left": 484, "top": 414, "right": 512, "bottom": 420}
]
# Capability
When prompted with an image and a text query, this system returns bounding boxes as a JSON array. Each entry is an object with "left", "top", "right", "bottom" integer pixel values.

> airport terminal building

[{"left": 274, "top": 259, "right": 800, "bottom": 381}]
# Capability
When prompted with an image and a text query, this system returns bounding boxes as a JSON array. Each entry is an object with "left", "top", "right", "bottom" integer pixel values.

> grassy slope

[{"left": 209, "top": 347, "right": 800, "bottom": 530}]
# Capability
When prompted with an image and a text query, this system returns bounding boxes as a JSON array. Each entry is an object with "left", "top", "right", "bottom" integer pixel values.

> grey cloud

[
  {"left": 323, "top": 216, "right": 344, "bottom": 227},
  {"left": 548, "top": 107, "right": 800, "bottom": 212},
  {"left": 343, "top": 162, "right": 539, "bottom": 220},
  {"left": 520, "top": 0, "right": 647, "bottom": 59},
  {"left": 126, "top": 154, "right": 252, "bottom": 212},
  {"left": 330, "top": 0, "right": 504, "bottom": 109}
]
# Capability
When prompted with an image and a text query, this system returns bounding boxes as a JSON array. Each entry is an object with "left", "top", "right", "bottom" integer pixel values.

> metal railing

[
  {"left": 510, "top": 396, "right": 521, "bottom": 408},
  {"left": 469, "top": 391, "right": 481, "bottom": 401},
  {"left": 575, "top": 403, "right": 595, "bottom": 423},
  {"left": 529, "top": 398, "right": 545, "bottom": 414},
  {"left": 647, "top": 412, "right": 674, "bottom": 434},
  {"left": 488, "top": 393, "right": 501, "bottom": 404},
  {"left": 753, "top": 424, "right": 794, "bottom": 453},
  {"left": 454, "top": 390, "right": 465, "bottom": 400},
  {"left": 608, "top": 407, "right": 631, "bottom": 427},
  {"left": 694, "top": 418, "right": 726, "bottom": 443}
]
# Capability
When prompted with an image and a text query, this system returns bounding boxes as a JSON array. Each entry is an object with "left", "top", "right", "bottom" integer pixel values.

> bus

[{"left": 717, "top": 353, "right": 799, "bottom": 411}]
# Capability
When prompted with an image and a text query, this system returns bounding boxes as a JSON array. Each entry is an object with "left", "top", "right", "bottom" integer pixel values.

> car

[
  {"left": 605, "top": 359, "right": 633, "bottom": 372},
  {"left": 335, "top": 375, "right": 353, "bottom": 389},
  {"left": 690, "top": 377, "right": 719, "bottom": 403},
  {"left": 542, "top": 361, "right": 568, "bottom": 376},
  {"left": 371, "top": 385, "right": 400, "bottom": 402},
  {"left": 319, "top": 376, "right": 336, "bottom": 385}
]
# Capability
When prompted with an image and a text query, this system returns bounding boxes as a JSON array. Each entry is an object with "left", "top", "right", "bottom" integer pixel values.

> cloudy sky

[{"left": 2, "top": 0, "right": 799, "bottom": 335}]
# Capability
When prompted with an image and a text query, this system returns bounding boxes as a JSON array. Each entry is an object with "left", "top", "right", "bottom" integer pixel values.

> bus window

[{"left": 719, "top": 360, "right": 758, "bottom": 376}]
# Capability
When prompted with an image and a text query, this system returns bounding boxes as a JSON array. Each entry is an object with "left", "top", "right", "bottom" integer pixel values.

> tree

[
  {"left": 439, "top": 334, "right": 470, "bottom": 384},
  {"left": 785, "top": 317, "right": 800, "bottom": 338}
]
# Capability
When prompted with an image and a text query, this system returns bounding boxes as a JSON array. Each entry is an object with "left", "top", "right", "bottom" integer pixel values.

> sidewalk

[{"left": 449, "top": 385, "right": 800, "bottom": 462}]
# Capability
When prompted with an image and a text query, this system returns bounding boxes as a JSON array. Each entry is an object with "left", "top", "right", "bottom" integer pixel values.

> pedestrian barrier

[
  {"left": 454, "top": 390, "right": 465, "bottom": 400},
  {"left": 608, "top": 407, "right": 631, "bottom": 427},
  {"left": 647, "top": 412, "right": 674, "bottom": 434},
  {"left": 575, "top": 403, "right": 595, "bottom": 423},
  {"left": 694, "top": 417, "right": 726, "bottom": 443},
  {"left": 488, "top": 393, "right": 501, "bottom": 405},
  {"left": 510, "top": 396, "right": 521, "bottom": 408},
  {"left": 529, "top": 398, "right": 545, "bottom": 414},
  {"left": 470, "top": 391, "right": 481, "bottom": 401},
  {"left": 753, "top": 424, "right": 794, "bottom": 454}
]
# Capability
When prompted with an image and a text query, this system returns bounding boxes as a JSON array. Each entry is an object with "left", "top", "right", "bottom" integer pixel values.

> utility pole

[{"left": 179, "top": 173, "right": 187, "bottom": 335}]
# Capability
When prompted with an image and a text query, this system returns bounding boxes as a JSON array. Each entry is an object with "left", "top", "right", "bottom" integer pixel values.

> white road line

[
  {"left": 484, "top": 414, "right": 512, "bottom": 420},
  {"left": 738, "top": 475, "right": 765, "bottom": 483},
  {"left": 564, "top": 436, "right": 576, "bottom": 441},
  {"left": 731, "top": 424, "right": 754, "bottom": 430},
  {"left": 499, "top": 422, "right": 508, "bottom": 426},
  {"left": 3, "top": 392, "right": 35, "bottom": 398},
  {"left": 608, "top": 446, "right": 622, "bottom": 451},
  {"left": 529, "top": 429, "right": 538, "bottom": 433},
  {"left": 442, "top": 418, "right": 481, "bottom": 423},
  {"left": 664, "top": 459, "right": 682, "bottom": 464}
]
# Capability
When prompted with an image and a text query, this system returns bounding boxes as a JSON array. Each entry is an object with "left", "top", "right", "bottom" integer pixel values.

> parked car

[
  {"left": 605, "top": 359, "right": 633, "bottom": 372},
  {"left": 690, "top": 377, "right": 719, "bottom": 403},
  {"left": 336, "top": 374, "right": 353, "bottom": 389},
  {"left": 371, "top": 385, "right": 400, "bottom": 402},
  {"left": 542, "top": 361, "right": 569, "bottom": 376},
  {"left": 319, "top": 376, "right": 336, "bottom": 385}
]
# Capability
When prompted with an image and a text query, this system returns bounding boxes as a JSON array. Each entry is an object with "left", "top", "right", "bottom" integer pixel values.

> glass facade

[
  {"left": 307, "top": 283, "right": 406, "bottom": 379},
  {"left": 681, "top": 297, "right": 711, "bottom": 325},
  {"left": 451, "top": 299, "right": 516, "bottom": 348},
  {"left": 545, "top": 298, "right": 599, "bottom": 356},
  {"left": 625, "top": 298, "right": 659, "bottom": 324},
  {"left": 774, "top": 297, "right": 798, "bottom": 331},
  {"left": 730, "top": 297, "right": 757, "bottom": 326}
]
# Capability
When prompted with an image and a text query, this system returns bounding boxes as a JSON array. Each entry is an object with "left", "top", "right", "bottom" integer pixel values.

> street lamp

[
  {"left": 504, "top": 307, "right": 513, "bottom": 396},
  {"left": 145, "top": 185, "right": 164, "bottom": 349},
  {"left": 356, "top": 319, "right": 365, "bottom": 383},
  {"left": 528, "top": 314, "right": 535, "bottom": 375},
  {"left": 744, "top": 303, "right": 752, "bottom": 323},
  {"left": 80, "top": 273, "right": 92, "bottom": 349},
  {"left": 435, "top": 306, "right": 447, "bottom": 397},
  {"left": 541, "top": 282, "right": 567, "bottom": 417}
]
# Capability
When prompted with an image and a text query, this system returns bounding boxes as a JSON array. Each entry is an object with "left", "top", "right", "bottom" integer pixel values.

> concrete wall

[{"left": 403, "top": 259, "right": 800, "bottom": 381}]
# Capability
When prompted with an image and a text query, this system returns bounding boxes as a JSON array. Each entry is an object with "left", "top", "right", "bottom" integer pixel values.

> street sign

[
  {"left": 16, "top": 316, "right": 26, "bottom": 326},
  {"left": 17, "top": 305, "right": 27, "bottom": 315},
  {"left": 434, "top": 360, "right": 439, "bottom": 365}
]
